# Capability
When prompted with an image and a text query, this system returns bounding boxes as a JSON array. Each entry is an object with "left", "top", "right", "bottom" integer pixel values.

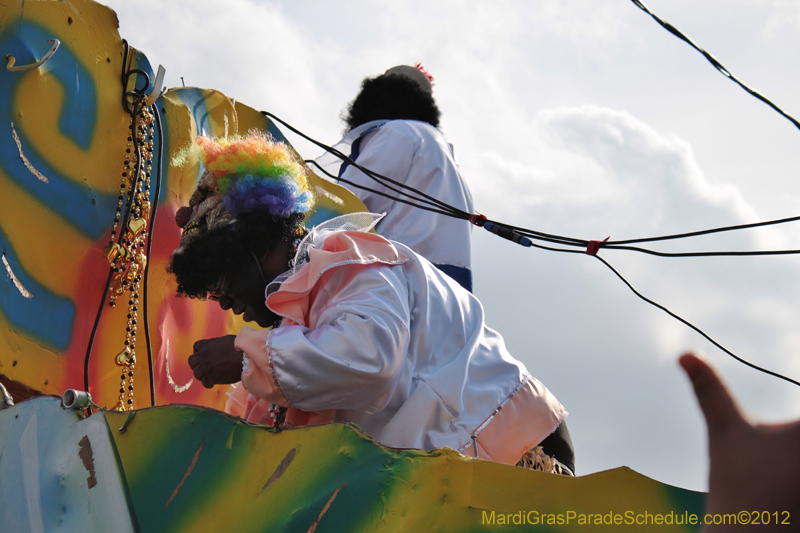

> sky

[{"left": 103, "top": 0, "right": 800, "bottom": 491}]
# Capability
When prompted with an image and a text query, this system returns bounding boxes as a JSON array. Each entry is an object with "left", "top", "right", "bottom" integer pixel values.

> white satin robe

[
  {"left": 329, "top": 119, "right": 474, "bottom": 270},
  {"left": 226, "top": 224, "right": 566, "bottom": 465}
]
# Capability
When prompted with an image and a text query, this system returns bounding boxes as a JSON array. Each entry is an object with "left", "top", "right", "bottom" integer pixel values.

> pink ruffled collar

[{"left": 266, "top": 230, "right": 413, "bottom": 326}]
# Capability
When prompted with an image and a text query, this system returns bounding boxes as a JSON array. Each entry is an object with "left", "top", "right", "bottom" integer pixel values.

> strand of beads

[
  {"left": 103, "top": 117, "right": 136, "bottom": 309},
  {"left": 104, "top": 104, "right": 155, "bottom": 411}
]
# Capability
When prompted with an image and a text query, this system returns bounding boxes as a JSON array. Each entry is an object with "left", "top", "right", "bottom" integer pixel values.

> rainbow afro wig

[
  {"left": 193, "top": 131, "right": 313, "bottom": 217},
  {"left": 173, "top": 131, "right": 314, "bottom": 252}
]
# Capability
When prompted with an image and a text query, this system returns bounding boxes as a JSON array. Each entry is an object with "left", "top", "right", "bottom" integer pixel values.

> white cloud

[
  {"left": 470, "top": 104, "right": 800, "bottom": 487},
  {"left": 107, "top": 0, "right": 347, "bottom": 150},
  {"left": 466, "top": 105, "right": 759, "bottom": 235},
  {"left": 754, "top": 0, "right": 800, "bottom": 36}
]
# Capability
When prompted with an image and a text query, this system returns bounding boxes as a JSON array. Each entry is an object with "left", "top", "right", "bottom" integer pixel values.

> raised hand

[{"left": 679, "top": 353, "right": 800, "bottom": 531}]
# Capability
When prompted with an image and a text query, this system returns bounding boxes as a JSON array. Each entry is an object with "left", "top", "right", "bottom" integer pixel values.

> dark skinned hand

[
  {"left": 187, "top": 335, "right": 244, "bottom": 389},
  {"left": 679, "top": 353, "right": 800, "bottom": 531}
]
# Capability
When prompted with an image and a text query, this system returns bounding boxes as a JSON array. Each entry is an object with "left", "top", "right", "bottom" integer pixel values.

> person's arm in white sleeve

[{"left": 239, "top": 263, "right": 411, "bottom": 414}]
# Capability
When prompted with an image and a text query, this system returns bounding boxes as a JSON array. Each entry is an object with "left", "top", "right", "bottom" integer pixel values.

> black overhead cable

[
  {"left": 607, "top": 214, "right": 800, "bottom": 245},
  {"left": 257, "top": 105, "right": 800, "bottom": 389},
  {"left": 262, "top": 111, "right": 470, "bottom": 220},
  {"left": 273, "top": 106, "right": 800, "bottom": 259},
  {"left": 600, "top": 244, "right": 800, "bottom": 258},
  {"left": 268, "top": 113, "right": 800, "bottom": 258},
  {"left": 261, "top": 111, "right": 800, "bottom": 261},
  {"left": 306, "top": 160, "right": 467, "bottom": 218},
  {"left": 497, "top": 223, "right": 800, "bottom": 258},
  {"left": 595, "top": 255, "right": 800, "bottom": 388},
  {"left": 630, "top": 0, "right": 800, "bottom": 132}
]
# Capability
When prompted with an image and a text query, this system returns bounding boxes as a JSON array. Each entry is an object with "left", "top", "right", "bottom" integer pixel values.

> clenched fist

[{"left": 187, "top": 335, "right": 244, "bottom": 389}]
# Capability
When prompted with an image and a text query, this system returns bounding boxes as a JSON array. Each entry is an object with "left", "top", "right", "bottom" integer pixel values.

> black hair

[
  {"left": 343, "top": 73, "right": 441, "bottom": 132},
  {"left": 168, "top": 211, "right": 305, "bottom": 299}
]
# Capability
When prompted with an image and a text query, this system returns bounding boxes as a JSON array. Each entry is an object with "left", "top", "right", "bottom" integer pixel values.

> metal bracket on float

[{"left": 6, "top": 38, "right": 60, "bottom": 72}]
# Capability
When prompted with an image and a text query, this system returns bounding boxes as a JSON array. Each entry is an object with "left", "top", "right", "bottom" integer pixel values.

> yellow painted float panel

[{"left": 0, "top": 0, "right": 364, "bottom": 411}]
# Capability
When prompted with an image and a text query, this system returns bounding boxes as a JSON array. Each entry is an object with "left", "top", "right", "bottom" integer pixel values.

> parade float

[{"left": 0, "top": 0, "right": 704, "bottom": 530}]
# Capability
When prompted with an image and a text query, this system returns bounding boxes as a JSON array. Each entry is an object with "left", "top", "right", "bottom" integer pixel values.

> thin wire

[
  {"left": 593, "top": 255, "right": 799, "bottom": 387},
  {"left": 265, "top": 115, "right": 800, "bottom": 387},
  {"left": 120, "top": 40, "right": 130, "bottom": 107},
  {"left": 85, "top": 45, "right": 155, "bottom": 404},
  {"left": 494, "top": 224, "right": 588, "bottom": 247},
  {"left": 505, "top": 220, "right": 800, "bottom": 256},
  {"left": 263, "top": 111, "right": 469, "bottom": 219},
  {"left": 143, "top": 104, "right": 165, "bottom": 408},
  {"left": 307, "top": 159, "right": 462, "bottom": 216},
  {"left": 120, "top": 40, "right": 151, "bottom": 115},
  {"left": 276, "top": 112, "right": 800, "bottom": 258},
  {"left": 84, "top": 98, "right": 143, "bottom": 400},
  {"left": 83, "top": 267, "right": 115, "bottom": 403},
  {"left": 306, "top": 160, "right": 466, "bottom": 218},
  {"left": 498, "top": 223, "right": 589, "bottom": 248},
  {"left": 631, "top": 0, "right": 800, "bottom": 132},
  {"left": 487, "top": 220, "right": 800, "bottom": 257},
  {"left": 603, "top": 244, "right": 800, "bottom": 258},
  {"left": 527, "top": 241, "right": 586, "bottom": 255},
  {"left": 480, "top": 219, "right": 584, "bottom": 248},
  {"left": 607, "top": 214, "right": 800, "bottom": 246}
]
